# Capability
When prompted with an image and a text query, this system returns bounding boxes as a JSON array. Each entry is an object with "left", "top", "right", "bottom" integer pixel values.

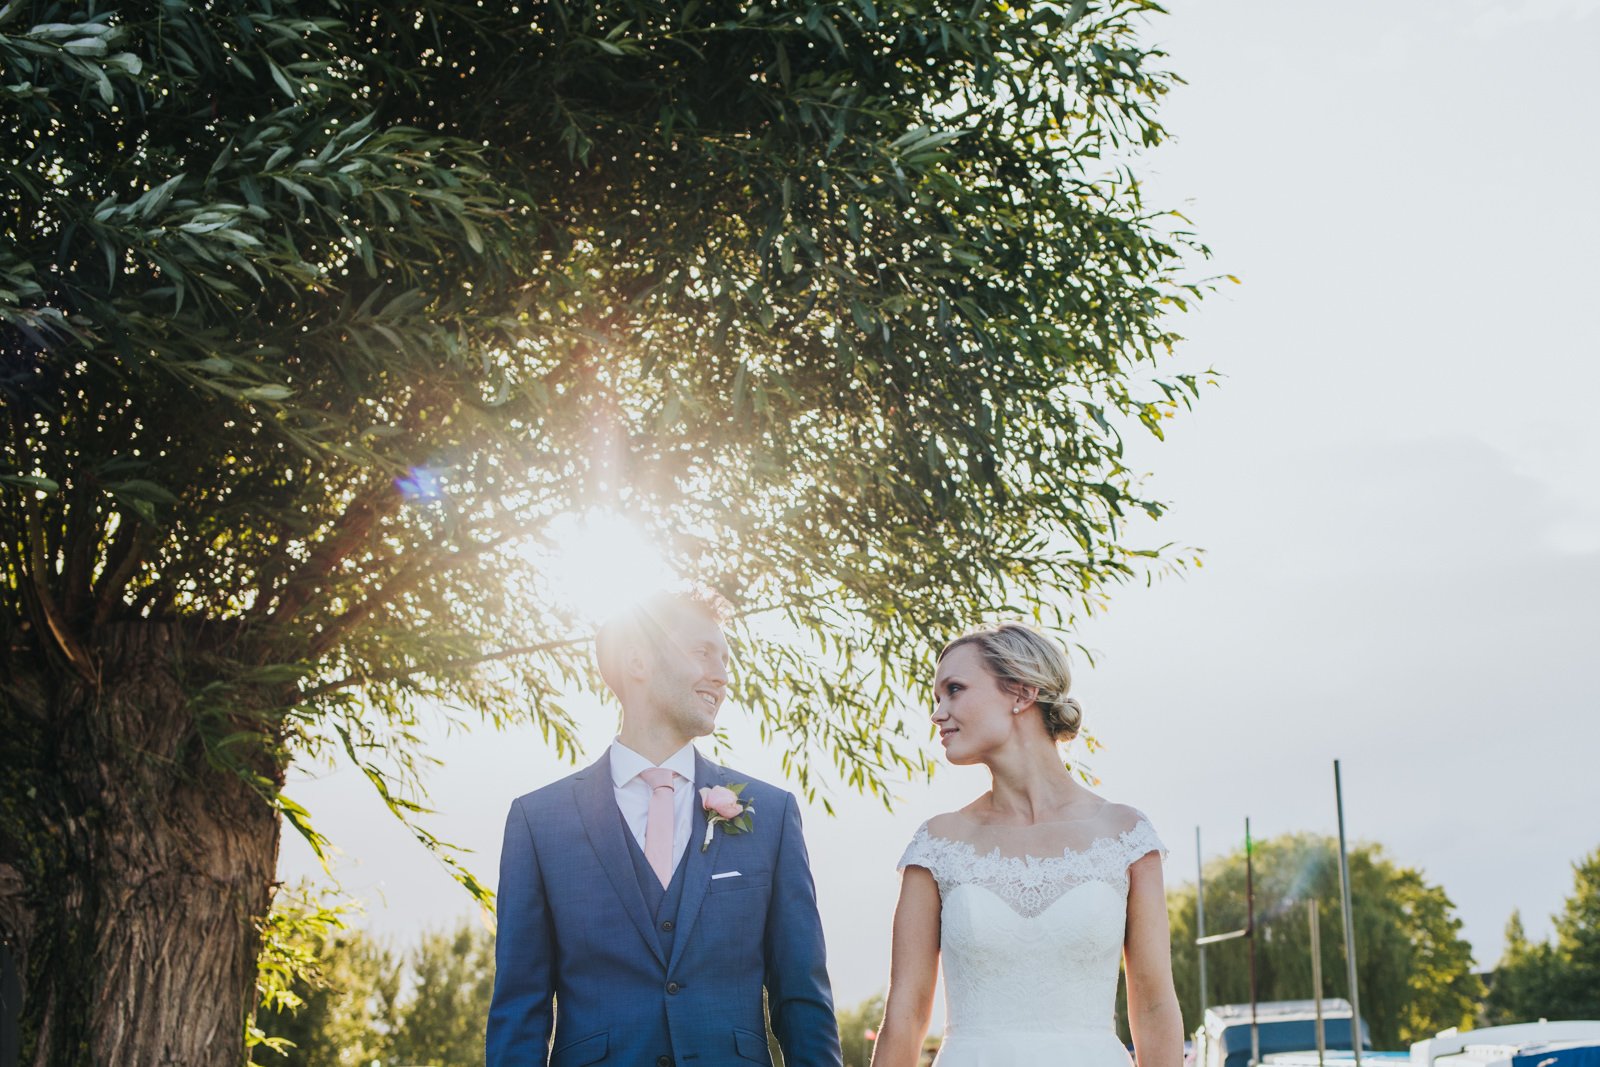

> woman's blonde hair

[{"left": 938, "top": 622, "right": 1083, "bottom": 740}]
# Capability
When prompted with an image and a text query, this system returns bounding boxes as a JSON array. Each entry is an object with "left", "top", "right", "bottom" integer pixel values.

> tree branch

[
  {"left": 91, "top": 518, "right": 148, "bottom": 629},
  {"left": 304, "top": 528, "right": 523, "bottom": 660},
  {"left": 59, "top": 480, "right": 100, "bottom": 626},
  {"left": 23, "top": 496, "right": 94, "bottom": 680},
  {"left": 262, "top": 483, "right": 401, "bottom": 626},
  {"left": 300, "top": 635, "right": 589, "bottom": 700}
]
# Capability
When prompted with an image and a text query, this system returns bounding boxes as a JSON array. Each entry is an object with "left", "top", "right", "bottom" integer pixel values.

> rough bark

[{"left": 0, "top": 621, "right": 282, "bottom": 1066}]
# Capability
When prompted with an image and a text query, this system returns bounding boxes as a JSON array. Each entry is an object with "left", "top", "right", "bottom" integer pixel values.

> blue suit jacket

[{"left": 486, "top": 750, "right": 842, "bottom": 1067}]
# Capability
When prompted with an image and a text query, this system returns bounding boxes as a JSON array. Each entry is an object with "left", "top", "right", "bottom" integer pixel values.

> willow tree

[
  {"left": 1, "top": 0, "right": 1208, "bottom": 1061},
  {"left": 1164, "top": 835, "right": 1483, "bottom": 1048}
]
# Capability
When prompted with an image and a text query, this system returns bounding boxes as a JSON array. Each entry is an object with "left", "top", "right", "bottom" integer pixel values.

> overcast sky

[{"left": 278, "top": 0, "right": 1600, "bottom": 1024}]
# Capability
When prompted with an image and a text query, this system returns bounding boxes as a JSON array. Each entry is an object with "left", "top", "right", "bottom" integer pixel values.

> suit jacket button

[
  {"left": 666, "top": 981, "right": 681, "bottom": 995},
  {"left": 657, "top": 1058, "right": 673, "bottom": 1067},
  {"left": 661, "top": 919, "right": 674, "bottom": 931}
]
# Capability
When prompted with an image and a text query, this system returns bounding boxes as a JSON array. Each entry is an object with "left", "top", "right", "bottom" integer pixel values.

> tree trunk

[{"left": 0, "top": 621, "right": 282, "bottom": 1066}]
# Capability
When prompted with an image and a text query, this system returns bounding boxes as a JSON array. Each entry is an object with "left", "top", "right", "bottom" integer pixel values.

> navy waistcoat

[{"left": 619, "top": 802, "right": 688, "bottom": 958}]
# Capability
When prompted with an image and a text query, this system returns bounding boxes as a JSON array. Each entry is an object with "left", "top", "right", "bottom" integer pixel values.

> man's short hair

[{"left": 595, "top": 583, "right": 732, "bottom": 697}]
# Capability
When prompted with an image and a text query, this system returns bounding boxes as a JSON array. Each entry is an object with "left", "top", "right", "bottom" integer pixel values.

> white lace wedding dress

[{"left": 897, "top": 804, "right": 1166, "bottom": 1066}]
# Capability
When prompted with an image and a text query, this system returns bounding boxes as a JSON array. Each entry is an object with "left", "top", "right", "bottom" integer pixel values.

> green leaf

[
  {"left": 85, "top": 60, "right": 114, "bottom": 104},
  {"left": 105, "top": 51, "right": 141, "bottom": 75},
  {"left": 266, "top": 59, "right": 297, "bottom": 100},
  {"left": 135, "top": 174, "right": 185, "bottom": 219},
  {"left": 275, "top": 793, "right": 330, "bottom": 863},
  {"left": 0, "top": 474, "right": 60, "bottom": 493},
  {"left": 272, "top": 175, "right": 314, "bottom": 203},
  {"left": 461, "top": 217, "right": 484, "bottom": 254},
  {"left": 63, "top": 37, "right": 108, "bottom": 57},
  {"left": 107, "top": 478, "right": 179, "bottom": 504}
]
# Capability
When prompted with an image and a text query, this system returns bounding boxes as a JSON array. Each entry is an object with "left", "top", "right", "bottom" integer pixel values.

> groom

[{"left": 486, "top": 586, "right": 843, "bottom": 1067}]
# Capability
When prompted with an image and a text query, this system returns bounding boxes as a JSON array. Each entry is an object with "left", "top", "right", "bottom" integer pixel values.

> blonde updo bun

[{"left": 939, "top": 622, "right": 1083, "bottom": 741}]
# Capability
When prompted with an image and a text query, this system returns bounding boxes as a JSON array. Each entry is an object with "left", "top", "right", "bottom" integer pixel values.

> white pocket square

[{"left": 711, "top": 870, "right": 742, "bottom": 880}]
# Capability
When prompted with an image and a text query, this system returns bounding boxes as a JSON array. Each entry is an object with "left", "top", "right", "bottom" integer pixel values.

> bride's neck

[{"left": 983, "top": 743, "right": 1081, "bottom": 822}]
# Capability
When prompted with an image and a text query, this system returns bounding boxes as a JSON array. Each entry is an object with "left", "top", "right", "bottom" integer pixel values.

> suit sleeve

[
  {"left": 763, "top": 791, "right": 844, "bottom": 1067},
  {"left": 486, "top": 797, "right": 555, "bottom": 1066}
]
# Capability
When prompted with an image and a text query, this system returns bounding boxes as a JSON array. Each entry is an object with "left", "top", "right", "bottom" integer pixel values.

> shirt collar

[{"left": 609, "top": 739, "right": 697, "bottom": 788}]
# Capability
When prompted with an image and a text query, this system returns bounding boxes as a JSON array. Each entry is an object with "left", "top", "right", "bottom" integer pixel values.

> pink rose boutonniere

[{"left": 699, "top": 783, "right": 755, "bottom": 851}]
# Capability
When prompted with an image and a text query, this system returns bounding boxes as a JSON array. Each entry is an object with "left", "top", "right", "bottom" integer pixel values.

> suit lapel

[
  {"left": 667, "top": 751, "right": 726, "bottom": 973},
  {"left": 574, "top": 750, "right": 667, "bottom": 967}
]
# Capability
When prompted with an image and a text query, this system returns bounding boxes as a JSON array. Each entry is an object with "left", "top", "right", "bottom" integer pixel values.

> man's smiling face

[{"left": 642, "top": 605, "right": 732, "bottom": 744}]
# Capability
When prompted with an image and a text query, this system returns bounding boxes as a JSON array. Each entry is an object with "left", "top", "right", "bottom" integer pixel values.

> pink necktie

[{"left": 639, "top": 767, "right": 678, "bottom": 888}]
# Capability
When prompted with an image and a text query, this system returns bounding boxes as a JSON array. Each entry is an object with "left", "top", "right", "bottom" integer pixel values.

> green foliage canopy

[
  {"left": 2, "top": 0, "right": 1207, "bottom": 889},
  {"left": 2, "top": 0, "right": 1216, "bottom": 1058}
]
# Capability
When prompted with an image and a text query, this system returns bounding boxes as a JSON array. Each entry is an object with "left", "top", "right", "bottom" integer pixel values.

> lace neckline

[
  {"left": 899, "top": 814, "right": 1166, "bottom": 917},
  {"left": 917, "top": 821, "right": 1153, "bottom": 866}
]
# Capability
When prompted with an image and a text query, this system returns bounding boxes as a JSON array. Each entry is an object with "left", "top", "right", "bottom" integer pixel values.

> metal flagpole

[
  {"left": 1310, "top": 899, "right": 1325, "bottom": 1067},
  {"left": 1335, "top": 760, "right": 1363, "bottom": 1067},
  {"left": 1246, "top": 817, "right": 1258, "bottom": 1067},
  {"left": 1196, "top": 826, "right": 1209, "bottom": 1017},
  {"left": 1194, "top": 821, "right": 1257, "bottom": 1063}
]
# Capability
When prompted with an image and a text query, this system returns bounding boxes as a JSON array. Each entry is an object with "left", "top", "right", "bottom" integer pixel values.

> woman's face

[{"left": 931, "top": 643, "right": 1019, "bottom": 765}]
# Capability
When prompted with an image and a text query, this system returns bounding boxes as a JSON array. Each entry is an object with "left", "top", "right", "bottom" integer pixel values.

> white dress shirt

[{"left": 609, "top": 740, "right": 697, "bottom": 878}]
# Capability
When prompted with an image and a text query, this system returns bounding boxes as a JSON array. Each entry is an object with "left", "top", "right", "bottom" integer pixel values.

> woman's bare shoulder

[{"left": 924, "top": 797, "right": 993, "bottom": 838}]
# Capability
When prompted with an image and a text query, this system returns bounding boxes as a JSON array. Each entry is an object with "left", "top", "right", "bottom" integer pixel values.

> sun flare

[{"left": 532, "top": 508, "right": 678, "bottom": 624}]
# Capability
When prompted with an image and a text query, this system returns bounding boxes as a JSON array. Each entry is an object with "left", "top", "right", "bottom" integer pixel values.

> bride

[{"left": 870, "top": 622, "right": 1183, "bottom": 1067}]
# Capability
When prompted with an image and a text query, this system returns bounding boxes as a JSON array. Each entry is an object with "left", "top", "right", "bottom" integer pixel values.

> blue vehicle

[
  {"left": 1411, "top": 1021, "right": 1600, "bottom": 1067},
  {"left": 1190, "top": 1000, "right": 1373, "bottom": 1067}
]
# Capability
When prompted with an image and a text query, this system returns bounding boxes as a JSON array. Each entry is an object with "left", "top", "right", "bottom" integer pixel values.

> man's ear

[{"left": 624, "top": 642, "right": 652, "bottom": 684}]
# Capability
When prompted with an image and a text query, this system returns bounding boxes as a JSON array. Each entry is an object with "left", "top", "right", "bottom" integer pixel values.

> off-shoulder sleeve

[
  {"left": 1123, "top": 812, "right": 1167, "bottom": 865},
  {"left": 896, "top": 821, "right": 935, "bottom": 875}
]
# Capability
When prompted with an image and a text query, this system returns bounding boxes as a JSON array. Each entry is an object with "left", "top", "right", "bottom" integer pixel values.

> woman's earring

[{"left": 1012, "top": 705, "right": 1021, "bottom": 715}]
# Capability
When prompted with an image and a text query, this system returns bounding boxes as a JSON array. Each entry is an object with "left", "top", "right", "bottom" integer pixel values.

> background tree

[
  {"left": 252, "top": 925, "right": 397, "bottom": 1067},
  {"left": 1483, "top": 911, "right": 1559, "bottom": 1026},
  {"left": 1485, "top": 846, "right": 1600, "bottom": 1023},
  {"left": 1549, "top": 846, "right": 1600, "bottom": 1018},
  {"left": 0, "top": 0, "right": 1208, "bottom": 1061},
  {"left": 386, "top": 919, "right": 496, "bottom": 1067},
  {"left": 1164, "top": 834, "right": 1482, "bottom": 1048},
  {"left": 250, "top": 909, "right": 496, "bottom": 1067},
  {"left": 836, "top": 989, "right": 886, "bottom": 1067}
]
